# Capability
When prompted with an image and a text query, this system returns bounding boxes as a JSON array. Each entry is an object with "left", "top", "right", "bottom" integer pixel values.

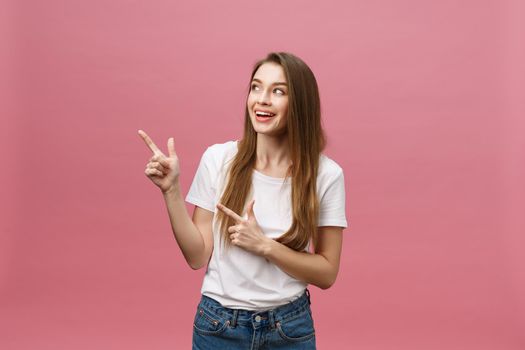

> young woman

[{"left": 138, "top": 52, "right": 348, "bottom": 349}]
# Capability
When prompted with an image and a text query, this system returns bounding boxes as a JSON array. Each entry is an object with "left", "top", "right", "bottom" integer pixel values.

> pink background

[{"left": 1, "top": 0, "right": 524, "bottom": 349}]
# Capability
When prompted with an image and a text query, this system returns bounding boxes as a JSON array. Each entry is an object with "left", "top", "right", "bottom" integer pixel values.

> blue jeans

[{"left": 192, "top": 288, "right": 316, "bottom": 349}]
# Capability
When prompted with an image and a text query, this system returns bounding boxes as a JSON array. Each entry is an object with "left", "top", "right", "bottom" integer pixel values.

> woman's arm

[
  {"left": 262, "top": 226, "right": 343, "bottom": 290},
  {"left": 163, "top": 186, "right": 214, "bottom": 270},
  {"left": 216, "top": 201, "right": 344, "bottom": 289},
  {"left": 138, "top": 130, "right": 212, "bottom": 271}
]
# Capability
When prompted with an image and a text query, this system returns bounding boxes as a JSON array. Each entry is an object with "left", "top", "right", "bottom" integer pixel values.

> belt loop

[
  {"left": 268, "top": 309, "right": 276, "bottom": 329},
  {"left": 305, "top": 288, "right": 311, "bottom": 305},
  {"left": 230, "top": 309, "right": 238, "bottom": 328}
]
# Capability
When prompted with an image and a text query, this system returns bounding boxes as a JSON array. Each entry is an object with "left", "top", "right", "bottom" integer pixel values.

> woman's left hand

[{"left": 216, "top": 199, "right": 270, "bottom": 256}]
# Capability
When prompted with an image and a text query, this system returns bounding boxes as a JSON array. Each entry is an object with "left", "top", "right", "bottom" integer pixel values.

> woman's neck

[{"left": 255, "top": 134, "right": 291, "bottom": 170}]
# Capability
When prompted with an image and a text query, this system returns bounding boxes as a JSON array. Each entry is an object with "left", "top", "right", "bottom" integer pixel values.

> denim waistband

[{"left": 197, "top": 288, "right": 312, "bottom": 329}]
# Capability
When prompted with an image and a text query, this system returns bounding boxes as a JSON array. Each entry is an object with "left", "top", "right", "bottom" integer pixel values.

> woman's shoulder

[
  {"left": 318, "top": 153, "right": 344, "bottom": 180},
  {"left": 204, "top": 139, "right": 238, "bottom": 157},
  {"left": 201, "top": 140, "right": 239, "bottom": 168}
]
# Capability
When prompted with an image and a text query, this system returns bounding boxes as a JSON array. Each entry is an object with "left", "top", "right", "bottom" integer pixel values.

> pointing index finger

[
  {"left": 138, "top": 130, "right": 164, "bottom": 155},
  {"left": 217, "top": 203, "right": 244, "bottom": 222}
]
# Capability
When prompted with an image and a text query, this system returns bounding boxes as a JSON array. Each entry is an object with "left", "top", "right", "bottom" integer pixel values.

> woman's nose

[{"left": 258, "top": 90, "right": 271, "bottom": 105}]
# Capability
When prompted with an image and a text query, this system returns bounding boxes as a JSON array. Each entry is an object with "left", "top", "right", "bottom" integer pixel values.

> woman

[{"left": 138, "top": 52, "right": 348, "bottom": 349}]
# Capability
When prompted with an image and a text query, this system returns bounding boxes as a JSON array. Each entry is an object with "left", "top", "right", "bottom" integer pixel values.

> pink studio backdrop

[{"left": 1, "top": 1, "right": 524, "bottom": 349}]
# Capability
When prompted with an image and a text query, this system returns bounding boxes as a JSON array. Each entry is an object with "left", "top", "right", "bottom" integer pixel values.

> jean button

[{"left": 255, "top": 315, "right": 261, "bottom": 322}]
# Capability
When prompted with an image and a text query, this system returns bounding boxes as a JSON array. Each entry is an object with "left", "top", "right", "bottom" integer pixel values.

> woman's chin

[{"left": 253, "top": 128, "right": 288, "bottom": 138}]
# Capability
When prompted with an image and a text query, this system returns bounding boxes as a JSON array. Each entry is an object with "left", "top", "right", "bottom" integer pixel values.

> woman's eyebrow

[{"left": 252, "top": 78, "right": 288, "bottom": 86}]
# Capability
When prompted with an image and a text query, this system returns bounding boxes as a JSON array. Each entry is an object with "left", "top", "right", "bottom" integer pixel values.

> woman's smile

[{"left": 255, "top": 109, "right": 277, "bottom": 122}]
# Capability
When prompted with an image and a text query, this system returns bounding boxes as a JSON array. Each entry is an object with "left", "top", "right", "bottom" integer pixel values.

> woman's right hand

[{"left": 138, "top": 129, "right": 180, "bottom": 194}]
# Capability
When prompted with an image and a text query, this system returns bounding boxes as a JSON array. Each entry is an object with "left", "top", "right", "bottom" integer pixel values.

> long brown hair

[{"left": 216, "top": 52, "right": 327, "bottom": 252}]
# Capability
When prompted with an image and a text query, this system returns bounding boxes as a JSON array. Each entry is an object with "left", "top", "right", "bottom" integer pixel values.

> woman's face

[{"left": 247, "top": 62, "right": 289, "bottom": 136}]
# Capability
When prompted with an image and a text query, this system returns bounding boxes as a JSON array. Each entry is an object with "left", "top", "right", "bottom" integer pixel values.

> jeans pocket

[
  {"left": 276, "top": 308, "right": 315, "bottom": 342},
  {"left": 193, "top": 306, "right": 230, "bottom": 336}
]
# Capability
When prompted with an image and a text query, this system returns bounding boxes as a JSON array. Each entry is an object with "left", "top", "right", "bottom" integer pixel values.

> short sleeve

[
  {"left": 318, "top": 169, "right": 348, "bottom": 228},
  {"left": 185, "top": 148, "right": 216, "bottom": 213}
]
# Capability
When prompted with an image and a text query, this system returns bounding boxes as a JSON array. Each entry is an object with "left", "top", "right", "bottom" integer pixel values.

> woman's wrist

[
  {"left": 261, "top": 237, "right": 277, "bottom": 258},
  {"left": 162, "top": 183, "right": 181, "bottom": 197}
]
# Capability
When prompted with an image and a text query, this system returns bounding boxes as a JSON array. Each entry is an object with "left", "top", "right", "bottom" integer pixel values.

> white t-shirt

[{"left": 185, "top": 140, "right": 348, "bottom": 310}]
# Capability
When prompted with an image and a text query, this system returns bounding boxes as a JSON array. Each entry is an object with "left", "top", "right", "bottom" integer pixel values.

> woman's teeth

[
  {"left": 256, "top": 111, "right": 275, "bottom": 117},
  {"left": 255, "top": 111, "right": 275, "bottom": 122}
]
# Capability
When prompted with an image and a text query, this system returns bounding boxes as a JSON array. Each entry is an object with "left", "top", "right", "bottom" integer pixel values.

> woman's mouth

[{"left": 255, "top": 110, "right": 275, "bottom": 122}]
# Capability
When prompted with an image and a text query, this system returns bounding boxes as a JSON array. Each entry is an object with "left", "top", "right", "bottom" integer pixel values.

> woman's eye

[{"left": 250, "top": 84, "right": 285, "bottom": 95}]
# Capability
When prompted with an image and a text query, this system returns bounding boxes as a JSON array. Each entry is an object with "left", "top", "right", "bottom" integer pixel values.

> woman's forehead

[{"left": 253, "top": 62, "right": 287, "bottom": 83}]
